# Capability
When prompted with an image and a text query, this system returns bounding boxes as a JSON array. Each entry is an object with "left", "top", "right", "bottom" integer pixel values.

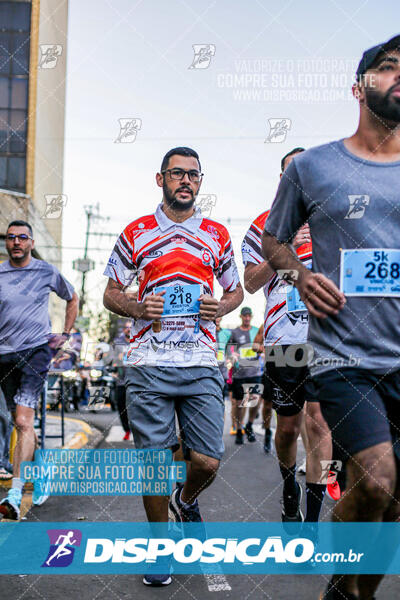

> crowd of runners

[{"left": 1, "top": 34, "right": 400, "bottom": 599}]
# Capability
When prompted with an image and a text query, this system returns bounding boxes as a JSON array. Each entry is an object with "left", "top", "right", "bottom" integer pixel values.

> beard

[
  {"left": 163, "top": 181, "right": 196, "bottom": 212},
  {"left": 7, "top": 247, "right": 29, "bottom": 262},
  {"left": 365, "top": 83, "right": 400, "bottom": 124}
]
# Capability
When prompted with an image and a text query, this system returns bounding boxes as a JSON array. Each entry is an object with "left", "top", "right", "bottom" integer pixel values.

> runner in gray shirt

[
  {"left": 262, "top": 35, "right": 400, "bottom": 600},
  {"left": 0, "top": 220, "right": 78, "bottom": 521}
]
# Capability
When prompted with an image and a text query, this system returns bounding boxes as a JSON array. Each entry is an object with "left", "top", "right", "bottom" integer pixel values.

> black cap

[
  {"left": 356, "top": 34, "right": 400, "bottom": 81},
  {"left": 240, "top": 306, "right": 252, "bottom": 316}
]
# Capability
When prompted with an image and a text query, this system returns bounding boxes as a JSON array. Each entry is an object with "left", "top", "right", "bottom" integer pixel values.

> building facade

[{"left": 0, "top": 0, "right": 69, "bottom": 331}]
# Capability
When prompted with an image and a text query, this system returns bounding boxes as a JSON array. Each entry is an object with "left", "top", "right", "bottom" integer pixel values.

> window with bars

[{"left": 0, "top": 1, "right": 31, "bottom": 192}]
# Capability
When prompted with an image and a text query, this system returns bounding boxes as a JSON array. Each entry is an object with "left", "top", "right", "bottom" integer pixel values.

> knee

[
  {"left": 192, "top": 456, "right": 220, "bottom": 479},
  {"left": 357, "top": 474, "right": 395, "bottom": 511},
  {"left": 277, "top": 422, "right": 300, "bottom": 444},
  {"left": 15, "top": 415, "right": 33, "bottom": 433}
]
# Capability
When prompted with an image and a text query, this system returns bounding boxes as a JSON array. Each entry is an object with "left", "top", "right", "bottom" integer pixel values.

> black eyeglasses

[
  {"left": 161, "top": 168, "right": 203, "bottom": 183},
  {"left": 6, "top": 234, "right": 32, "bottom": 241}
]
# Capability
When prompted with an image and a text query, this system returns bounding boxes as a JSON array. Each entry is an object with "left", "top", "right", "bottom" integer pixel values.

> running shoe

[
  {"left": 0, "top": 488, "right": 22, "bottom": 520},
  {"left": 244, "top": 422, "right": 256, "bottom": 443},
  {"left": 169, "top": 488, "right": 203, "bottom": 523},
  {"left": 298, "top": 459, "right": 307, "bottom": 475},
  {"left": 326, "top": 471, "right": 342, "bottom": 501},
  {"left": 32, "top": 462, "right": 50, "bottom": 506},
  {"left": 123, "top": 431, "right": 130, "bottom": 441},
  {"left": 32, "top": 485, "right": 49, "bottom": 506},
  {"left": 263, "top": 428, "right": 272, "bottom": 454},
  {"left": 281, "top": 482, "right": 304, "bottom": 525},
  {"left": 229, "top": 426, "right": 237, "bottom": 435},
  {"left": 143, "top": 573, "right": 172, "bottom": 586},
  {"left": 319, "top": 577, "right": 358, "bottom": 599},
  {"left": 235, "top": 428, "right": 244, "bottom": 445}
]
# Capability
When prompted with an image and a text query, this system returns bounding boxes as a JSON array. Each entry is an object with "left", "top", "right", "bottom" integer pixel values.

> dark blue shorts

[
  {"left": 0, "top": 343, "right": 52, "bottom": 411},
  {"left": 125, "top": 366, "right": 225, "bottom": 460},
  {"left": 313, "top": 368, "right": 400, "bottom": 464}
]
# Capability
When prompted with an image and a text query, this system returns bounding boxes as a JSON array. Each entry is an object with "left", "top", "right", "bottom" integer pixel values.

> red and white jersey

[
  {"left": 242, "top": 211, "right": 312, "bottom": 346},
  {"left": 104, "top": 204, "right": 240, "bottom": 367}
]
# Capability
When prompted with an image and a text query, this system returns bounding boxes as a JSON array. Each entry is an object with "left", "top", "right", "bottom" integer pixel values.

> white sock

[{"left": 11, "top": 478, "right": 24, "bottom": 492}]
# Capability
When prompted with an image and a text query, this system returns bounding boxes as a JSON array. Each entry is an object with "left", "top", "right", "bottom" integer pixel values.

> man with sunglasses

[
  {"left": 0, "top": 221, "right": 78, "bottom": 520},
  {"left": 103, "top": 147, "right": 243, "bottom": 586}
]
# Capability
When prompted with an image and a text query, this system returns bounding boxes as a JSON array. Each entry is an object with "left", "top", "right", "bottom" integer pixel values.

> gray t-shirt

[
  {"left": 0, "top": 258, "right": 75, "bottom": 354},
  {"left": 265, "top": 139, "right": 400, "bottom": 375},
  {"left": 228, "top": 326, "right": 262, "bottom": 379}
]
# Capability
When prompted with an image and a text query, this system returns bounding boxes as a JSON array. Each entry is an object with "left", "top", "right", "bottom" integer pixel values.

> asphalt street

[{"left": 0, "top": 404, "right": 398, "bottom": 600}]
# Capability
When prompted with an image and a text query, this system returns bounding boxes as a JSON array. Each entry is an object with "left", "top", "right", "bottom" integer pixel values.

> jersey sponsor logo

[
  {"left": 207, "top": 224, "right": 220, "bottom": 240},
  {"left": 202, "top": 249, "right": 212, "bottom": 266},
  {"left": 143, "top": 250, "right": 162, "bottom": 258},
  {"left": 171, "top": 236, "right": 187, "bottom": 244},
  {"left": 108, "top": 258, "right": 117, "bottom": 266},
  {"left": 287, "top": 313, "right": 309, "bottom": 326},
  {"left": 344, "top": 195, "right": 370, "bottom": 219}
]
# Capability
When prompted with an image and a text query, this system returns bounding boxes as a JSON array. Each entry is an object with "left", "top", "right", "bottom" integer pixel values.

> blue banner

[
  {"left": 21, "top": 449, "right": 186, "bottom": 496},
  {"left": 0, "top": 522, "right": 400, "bottom": 574}
]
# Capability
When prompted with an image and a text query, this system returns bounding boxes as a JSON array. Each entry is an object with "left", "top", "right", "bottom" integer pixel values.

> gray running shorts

[{"left": 125, "top": 366, "right": 225, "bottom": 460}]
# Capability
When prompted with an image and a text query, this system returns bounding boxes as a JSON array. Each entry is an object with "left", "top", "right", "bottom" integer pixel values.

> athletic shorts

[
  {"left": 231, "top": 376, "right": 263, "bottom": 401},
  {"left": 0, "top": 343, "right": 52, "bottom": 411},
  {"left": 264, "top": 352, "right": 317, "bottom": 416},
  {"left": 125, "top": 366, "right": 225, "bottom": 460},
  {"left": 313, "top": 368, "right": 400, "bottom": 464}
]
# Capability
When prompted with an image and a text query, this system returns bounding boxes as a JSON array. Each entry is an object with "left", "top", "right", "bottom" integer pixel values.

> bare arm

[
  {"left": 64, "top": 292, "right": 79, "bottom": 333},
  {"left": 261, "top": 231, "right": 346, "bottom": 319},
  {"left": 244, "top": 262, "right": 274, "bottom": 294},
  {"left": 252, "top": 324, "right": 264, "bottom": 353},
  {"left": 103, "top": 278, "right": 165, "bottom": 320}
]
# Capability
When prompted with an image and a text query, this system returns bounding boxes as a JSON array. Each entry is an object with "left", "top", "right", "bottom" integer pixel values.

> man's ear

[
  {"left": 352, "top": 81, "right": 363, "bottom": 103},
  {"left": 155, "top": 172, "right": 163, "bottom": 188}
]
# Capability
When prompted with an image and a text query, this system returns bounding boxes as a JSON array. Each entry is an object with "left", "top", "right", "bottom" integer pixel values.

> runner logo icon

[
  {"left": 344, "top": 195, "right": 370, "bottom": 219},
  {"left": 42, "top": 529, "right": 82, "bottom": 567}
]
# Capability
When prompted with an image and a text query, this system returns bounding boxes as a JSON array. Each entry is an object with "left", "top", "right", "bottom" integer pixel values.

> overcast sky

[{"left": 62, "top": 0, "right": 398, "bottom": 328}]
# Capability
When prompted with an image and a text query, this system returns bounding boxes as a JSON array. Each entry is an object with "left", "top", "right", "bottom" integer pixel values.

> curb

[{"left": 46, "top": 414, "right": 103, "bottom": 450}]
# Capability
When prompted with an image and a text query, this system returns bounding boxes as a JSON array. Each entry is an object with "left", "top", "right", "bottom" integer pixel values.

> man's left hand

[
  {"left": 48, "top": 333, "right": 69, "bottom": 350},
  {"left": 199, "top": 295, "right": 220, "bottom": 320}
]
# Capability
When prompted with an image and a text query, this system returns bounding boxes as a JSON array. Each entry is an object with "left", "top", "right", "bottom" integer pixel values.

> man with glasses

[
  {"left": 103, "top": 147, "right": 243, "bottom": 586},
  {"left": 0, "top": 221, "right": 78, "bottom": 520}
]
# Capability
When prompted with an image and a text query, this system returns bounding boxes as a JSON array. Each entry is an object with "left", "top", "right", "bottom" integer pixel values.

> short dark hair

[
  {"left": 7, "top": 220, "right": 33, "bottom": 237},
  {"left": 281, "top": 147, "right": 305, "bottom": 173},
  {"left": 160, "top": 147, "right": 201, "bottom": 172}
]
